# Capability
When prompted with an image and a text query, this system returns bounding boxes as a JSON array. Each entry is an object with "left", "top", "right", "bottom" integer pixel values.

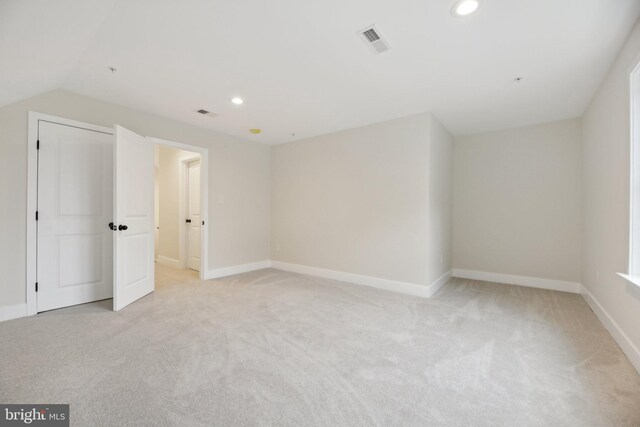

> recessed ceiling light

[
  {"left": 231, "top": 97, "right": 244, "bottom": 105},
  {"left": 451, "top": 0, "right": 479, "bottom": 16}
]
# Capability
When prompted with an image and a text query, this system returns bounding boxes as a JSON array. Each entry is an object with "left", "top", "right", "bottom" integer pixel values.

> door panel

[
  {"left": 187, "top": 160, "right": 201, "bottom": 271},
  {"left": 114, "top": 126, "right": 155, "bottom": 311},
  {"left": 37, "top": 121, "right": 113, "bottom": 312},
  {"left": 154, "top": 165, "right": 160, "bottom": 260},
  {"left": 59, "top": 234, "right": 104, "bottom": 286}
]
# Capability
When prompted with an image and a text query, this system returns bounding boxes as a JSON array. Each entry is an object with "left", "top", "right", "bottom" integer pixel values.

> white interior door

[
  {"left": 187, "top": 159, "right": 201, "bottom": 271},
  {"left": 154, "top": 165, "right": 160, "bottom": 261},
  {"left": 37, "top": 121, "right": 113, "bottom": 312},
  {"left": 114, "top": 125, "right": 155, "bottom": 311}
]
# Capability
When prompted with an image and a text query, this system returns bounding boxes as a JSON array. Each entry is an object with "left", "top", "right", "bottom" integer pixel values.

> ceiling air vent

[
  {"left": 195, "top": 109, "right": 217, "bottom": 118},
  {"left": 358, "top": 25, "right": 390, "bottom": 54}
]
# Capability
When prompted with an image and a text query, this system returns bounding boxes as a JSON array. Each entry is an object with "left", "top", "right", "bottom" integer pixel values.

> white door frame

[
  {"left": 26, "top": 111, "right": 114, "bottom": 316},
  {"left": 149, "top": 137, "right": 209, "bottom": 280},
  {"left": 180, "top": 156, "right": 202, "bottom": 271}
]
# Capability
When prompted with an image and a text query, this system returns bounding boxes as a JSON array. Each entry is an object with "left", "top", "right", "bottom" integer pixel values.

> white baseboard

[
  {"left": 0, "top": 303, "right": 27, "bottom": 322},
  {"left": 430, "top": 270, "right": 453, "bottom": 297},
  {"left": 271, "top": 261, "right": 450, "bottom": 298},
  {"left": 580, "top": 285, "right": 640, "bottom": 374},
  {"left": 157, "top": 256, "right": 183, "bottom": 269},
  {"left": 452, "top": 268, "right": 581, "bottom": 293},
  {"left": 205, "top": 260, "right": 272, "bottom": 280}
]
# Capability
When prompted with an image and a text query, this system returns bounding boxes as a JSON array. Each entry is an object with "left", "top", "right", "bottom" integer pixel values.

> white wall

[
  {"left": 0, "top": 90, "right": 271, "bottom": 310},
  {"left": 453, "top": 119, "right": 582, "bottom": 282},
  {"left": 582, "top": 20, "right": 640, "bottom": 370},
  {"left": 156, "top": 145, "right": 199, "bottom": 265},
  {"left": 271, "top": 112, "right": 452, "bottom": 289}
]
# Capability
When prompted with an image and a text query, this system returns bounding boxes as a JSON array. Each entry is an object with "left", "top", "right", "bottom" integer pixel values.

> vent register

[
  {"left": 358, "top": 25, "right": 390, "bottom": 54},
  {"left": 196, "top": 109, "right": 217, "bottom": 118}
]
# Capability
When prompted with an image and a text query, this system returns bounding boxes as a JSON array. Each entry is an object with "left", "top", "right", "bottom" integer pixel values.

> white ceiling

[{"left": 2, "top": 0, "right": 639, "bottom": 144}]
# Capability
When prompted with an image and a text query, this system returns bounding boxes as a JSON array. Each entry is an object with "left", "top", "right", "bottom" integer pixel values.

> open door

[{"left": 113, "top": 125, "right": 155, "bottom": 311}]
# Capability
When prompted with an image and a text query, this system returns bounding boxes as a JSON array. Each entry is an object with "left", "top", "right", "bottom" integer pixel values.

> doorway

[
  {"left": 154, "top": 145, "right": 202, "bottom": 273},
  {"left": 27, "top": 113, "right": 209, "bottom": 315}
]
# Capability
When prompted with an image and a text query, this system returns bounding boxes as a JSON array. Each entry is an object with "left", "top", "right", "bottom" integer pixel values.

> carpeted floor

[{"left": 1, "top": 264, "right": 640, "bottom": 426}]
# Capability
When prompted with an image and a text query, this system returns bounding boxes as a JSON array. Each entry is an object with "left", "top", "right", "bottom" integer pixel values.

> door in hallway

[{"left": 187, "top": 159, "right": 201, "bottom": 271}]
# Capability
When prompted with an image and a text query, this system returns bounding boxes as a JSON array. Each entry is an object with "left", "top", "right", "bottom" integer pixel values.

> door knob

[
  {"left": 186, "top": 219, "right": 192, "bottom": 223},
  {"left": 118, "top": 224, "right": 128, "bottom": 231}
]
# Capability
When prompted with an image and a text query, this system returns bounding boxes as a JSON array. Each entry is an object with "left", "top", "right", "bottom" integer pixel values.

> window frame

[{"left": 619, "top": 60, "right": 640, "bottom": 289}]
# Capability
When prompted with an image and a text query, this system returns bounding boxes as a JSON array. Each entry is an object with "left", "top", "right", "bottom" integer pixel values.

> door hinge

[
  {"left": 36, "top": 140, "right": 40, "bottom": 150},
  {"left": 202, "top": 221, "right": 205, "bottom": 225},
  {"left": 35, "top": 282, "right": 38, "bottom": 292},
  {"left": 35, "top": 211, "right": 39, "bottom": 221}
]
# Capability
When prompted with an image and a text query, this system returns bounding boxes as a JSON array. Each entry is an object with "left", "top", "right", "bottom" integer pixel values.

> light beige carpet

[{"left": 1, "top": 264, "right": 639, "bottom": 426}]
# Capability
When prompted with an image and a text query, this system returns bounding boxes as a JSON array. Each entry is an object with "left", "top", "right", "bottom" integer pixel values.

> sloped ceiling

[
  {"left": 0, "top": 0, "right": 117, "bottom": 107},
  {"left": 2, "top": 0, "right": 640, "bottom": 144}
]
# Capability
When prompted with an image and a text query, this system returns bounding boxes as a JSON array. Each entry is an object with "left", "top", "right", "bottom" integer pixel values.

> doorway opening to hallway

[{"left": 155, "top": 145, "right": 202, "bottom": 274}]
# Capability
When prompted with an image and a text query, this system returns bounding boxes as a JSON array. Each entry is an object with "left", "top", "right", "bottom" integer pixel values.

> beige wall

[
  {"left": 582, "top": 21, "right": 640, "bottom": 356},
  {"left": 271, "top": 112, "right": 451, "bottom": 287},
  {"left": 453, "top": 119, "right": 582, "bottom": 282},
  {"left": 156, "top": 146, "right": 199, "bottom": 263},
  {"left": 0, "top": 90, "right": 271, "bottom": 308}
]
